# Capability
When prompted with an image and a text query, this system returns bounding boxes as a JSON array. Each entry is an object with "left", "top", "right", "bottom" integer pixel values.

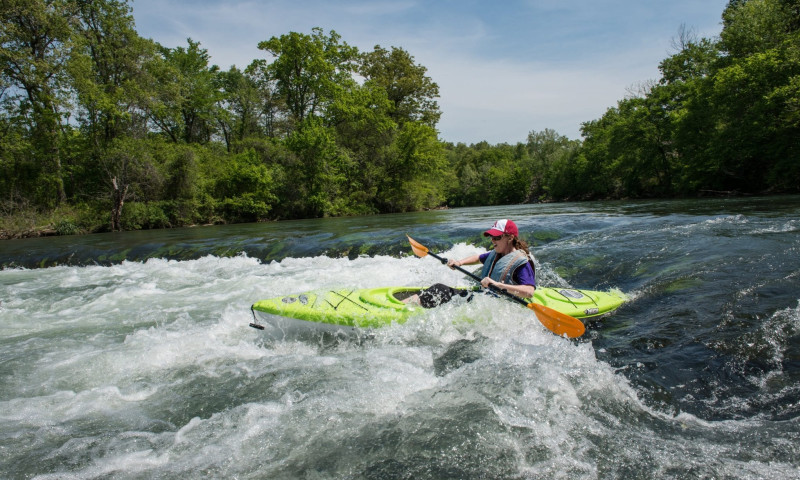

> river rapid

[{"left": 1, "top": 196, "right": 799, "bottom": 479}]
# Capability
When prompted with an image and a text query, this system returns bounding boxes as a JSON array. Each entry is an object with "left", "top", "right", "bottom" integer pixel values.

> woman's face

[{"left": 490, "top": 234, "right": 513, "bottom": 253}]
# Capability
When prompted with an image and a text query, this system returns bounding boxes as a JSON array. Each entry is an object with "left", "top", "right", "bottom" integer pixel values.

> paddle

[{"left": 407, "top": 235, "right": 586, "bottom": 338}]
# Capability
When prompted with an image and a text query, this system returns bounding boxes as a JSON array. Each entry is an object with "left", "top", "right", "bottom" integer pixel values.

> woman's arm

[{"left": 447, "top": 255, "right": 480, "bottom": 269}]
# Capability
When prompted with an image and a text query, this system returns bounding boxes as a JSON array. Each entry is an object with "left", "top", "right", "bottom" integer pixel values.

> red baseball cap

[{"left": 483, "top": 219, "right": 518, "bottom": 237}]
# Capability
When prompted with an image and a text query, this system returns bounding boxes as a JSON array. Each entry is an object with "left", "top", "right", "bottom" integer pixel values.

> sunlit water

[{"left": 1, "top": 197, "right": 799, "bottom": 478}]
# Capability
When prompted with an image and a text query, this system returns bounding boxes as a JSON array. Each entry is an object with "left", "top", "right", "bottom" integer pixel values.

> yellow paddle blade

[
  {"left": 407, "top": 235, "right": 429, "bottom": 258},
  {"left": 527, "top": 302, "right": 586, "bottom": 338}
]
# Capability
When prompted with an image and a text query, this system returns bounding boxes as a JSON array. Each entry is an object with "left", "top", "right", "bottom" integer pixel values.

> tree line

[
  {"left": 446, "top": 0, "right": 800, "bottom": 206},
  {"left": 572, "top": 0, "right": 800, "bottom": 200},
  {"left": 1, "top": 0, "right": 798, "bottom": 237}
]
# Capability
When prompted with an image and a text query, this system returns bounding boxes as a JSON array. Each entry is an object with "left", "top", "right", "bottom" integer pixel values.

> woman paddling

[{"left": 406, "top": 219, "right": 536, "bottom": 308}]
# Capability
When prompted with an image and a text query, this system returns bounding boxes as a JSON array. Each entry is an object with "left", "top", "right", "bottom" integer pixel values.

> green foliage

[
  {"left": 575, "top": 0, "right": 800, "bottom": 198},
  {"left": 215, "top": 66, "right": 266, "bottom": 149},
  {"left": 2, "top": 1, "right": 798, "bottom": 238},
  {"left": 721, "top": 0, "right": 788, "bottom": 58},
  {"left": 1, "top": 0, "right": 75, "bottom": 207},
  {"left": 120, "top": 201, "right": 171, "bottom": 230},
  {"left": 257, "top": 28, "right": 358, "bottom": 127},
  {"left": 204, "top": 149, "right": 278, "bottom": 222},
  {"left": 380, "top": 121, "right": 447, "bottom": 211},
  {"left": 445, "top": 132, "right": 585, "bottom": 206},
  {"left": 69, "top": 0, "right": 156, "bottom": 146},
  {"left": 580, "top": 94, "right": 675, "bottom": 198},
  {"left": 150, "top": 39, "right": 222, "bottom": 144},
  {"left": 282, "top": 116, "right": 350, "bottom": 217},
  {"left": 360, "top": 45, "right": 441, "bottom": 127},
  {"left": 54, "top": 219, "right": 80, "bottom": 235}
]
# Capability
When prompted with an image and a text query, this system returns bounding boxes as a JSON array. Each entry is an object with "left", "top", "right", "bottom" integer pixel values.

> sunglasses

[{"left": 490, "top": 234, "right": 504, "bottom": 241}]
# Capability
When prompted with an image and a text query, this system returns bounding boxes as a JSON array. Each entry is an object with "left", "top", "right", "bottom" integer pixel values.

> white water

[{"left": 1, "top": 245, "right": 798, "bottom": 478}]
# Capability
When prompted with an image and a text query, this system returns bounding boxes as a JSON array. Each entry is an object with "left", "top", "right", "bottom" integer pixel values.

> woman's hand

[
  {"left": 481, "top": 277, "right": 535, "bottom": 299},
  {"left": 448, "top": 254, "right": 478, "bottom": 270}
]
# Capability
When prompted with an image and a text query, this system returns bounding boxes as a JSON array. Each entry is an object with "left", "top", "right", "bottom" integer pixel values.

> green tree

[
  {"left": 1, "top": 0, "right": 76, "bottom": 206},
  {"left": 257, "top": 28, "right": 358, "bottom": 128},
  {"left": 282, "top": 116, "right": 351, "bottom": 218},
  {"left": 577, "top": 115, "right": 617, "bottom": 199},
  {"left": 580, "top": 93, "right": 678, "bottom": 199},
  {"left": 326, "top": 81, "right": 395, "bottom": 214},
  {"left": 578, "top": 0, "right": 800, "bottom": 197},
  {"left": 0, "top": 87, "right": 33, "bottom": 205},
  {"left": 658, "top": 36, "right": 720, "bottom": 193},
  {"left": 148, "top": 39, "right": 221, "bottom": 144},
  {"left": 204, "top": 148, "right": 277, "bottom": 222},
  {"left": 70, "top": 0, "right": 155, "bottom": 145},
  {"left": 706, "top": 47, "right": 800, "bottom": 191},
  {"left": 525, "top": 129, "right": 575, "bottom": 201},
  {"left": 244, "top": 59, "right": 287, "bottom": 138},
  {"left": 706, "top": 0, "right": 800, "bottom": 191},
  {"left": 66, "top": 0, "right": 161, "bottom": 212},
  {"left": 721, "top": 0, "right": 789, "bottom": 58},
  {"left": 379, "top": 121, "right": 447, "bottom": 211},
  {"left": 360, "top": 45, "right": 441, "bottom": 127},
  {"left": 101, "top": 137, "right": 163, "bottom": 231},
  {"left": 443, "top": 142, "right": 478, "bottom": 207},
  {"left": 543, "top": 145, "right": 586, "bottom": 200},
  {"left": 215, "top": 66, "right": 263, "bottom": 150}
]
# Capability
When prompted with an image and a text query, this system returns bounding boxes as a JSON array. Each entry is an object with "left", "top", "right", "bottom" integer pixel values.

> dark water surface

[{"left": 1, "top": 196, "right": 799, "bottom": 478}]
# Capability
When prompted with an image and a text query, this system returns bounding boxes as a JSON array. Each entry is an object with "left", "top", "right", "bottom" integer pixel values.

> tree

[
  {"left": 0, "top": 0, "right": 77, "bottom": 206},
  {"left": 657, "top": 33, "right": 721, "bottom": 193},
  {"left": 706, "top": 0, "right": 800, "bottom": 192},
  {"left": 70, "top": 0, "right": 155, "bottom": 145},
  {"left": 525, "top": 129, "right": 574, "bottom": 201},
  {"left": 101, "top": 137, "right": 163, "bottom": 231},
  {"left": 148, "top": 39, "right": 221, "bottom": 144},
  {"left": 325, "top": 81, "right": 395, "bottom": 213},
  {"left": 257, "top": 28, "right": 358, "bottom": 128},
  {"left": 62, "top": 0, "right": 162, "bottom": 211},
  {"left": 780, "top": 0, "right": 800, "bottom": 32},
  {"left": 575, "top": 1, "right": 800, "bottom": 197},
  {"left": 215, "top": 66, "right": 263, "bottom": 150},
  {"left": 282, "top": 116, "right": 351, "bottom": 217},
  {"left": 360, "top": 45, "right": 441, "bottom": 127},
  {"left": 378, "top": 121, "right": 447, "bottom": 211},
  {"left": 204, "top": 147, "right": 278, "bottom": 222},
  {"left": 659, "top": 38, "right": 719, "bottom": 85},
  {"left": 721, "top": 0, "right": 788, "bottom": 58},
  {"left": 0, "top": 86, "right": 33, "bottom": 205},
  {"left": 244, "top": 59, "right": 287, "bottom": 138}
]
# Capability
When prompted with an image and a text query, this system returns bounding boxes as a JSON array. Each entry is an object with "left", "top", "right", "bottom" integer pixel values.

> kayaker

[{"left": 406, "top": 219, "right": 536, "bottom": 308}]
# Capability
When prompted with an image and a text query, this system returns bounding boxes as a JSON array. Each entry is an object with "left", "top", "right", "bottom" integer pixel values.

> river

[{"left": 1, "top": 196, "right": 799, "bottom": 479}]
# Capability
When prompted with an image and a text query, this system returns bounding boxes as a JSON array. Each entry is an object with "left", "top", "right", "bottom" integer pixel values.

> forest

[{"left": 1, "top": 0, "right": 799, "bottom": 237}]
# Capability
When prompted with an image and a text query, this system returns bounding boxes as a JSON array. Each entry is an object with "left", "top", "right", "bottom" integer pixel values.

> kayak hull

[{"left": 250, "top": 286, "right": 626, "bottom": 336}]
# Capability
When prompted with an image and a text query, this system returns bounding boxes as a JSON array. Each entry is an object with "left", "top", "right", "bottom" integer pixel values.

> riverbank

[
  {"left": 0, "top": 205, "right": 92, "bottom": 240},
  {"left": 0, "top": 227, "right": 58, "bottom": 240},
  {"left": 3, "top": 190, "right": 782, "bottom": 241}
]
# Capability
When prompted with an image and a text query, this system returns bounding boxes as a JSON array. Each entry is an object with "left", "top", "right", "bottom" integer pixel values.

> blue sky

[{"left": 131, "top": 0, "right": 729, "bottom": 144}]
